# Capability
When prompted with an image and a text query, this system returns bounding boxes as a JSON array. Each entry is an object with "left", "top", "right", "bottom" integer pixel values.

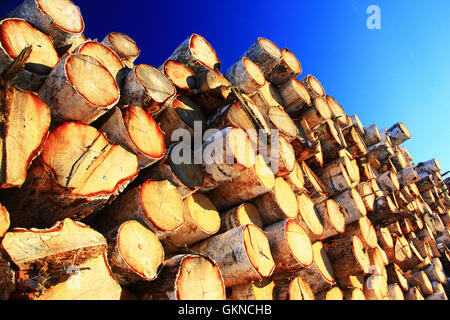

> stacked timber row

[{"left": 0, "top": 0, "right": 448, "bottom": 300}]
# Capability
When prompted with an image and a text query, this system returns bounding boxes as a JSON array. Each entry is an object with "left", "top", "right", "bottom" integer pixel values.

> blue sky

[{"left": 1, "top": 0, "right": 449, "bottom": 173}]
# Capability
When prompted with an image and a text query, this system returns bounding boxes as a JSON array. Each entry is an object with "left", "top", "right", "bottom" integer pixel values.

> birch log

[
  {"left": 242, "top": 37, "right": 282, "bottom": 79},
  {"left": 102, "top": 32, "right": 140, "bottom": 69},
  {"left": 265, "top": 48, "right": 302, "bottom": 87},
  {"left": 224, "top": 57, "right": 265, "bottom": 94}
]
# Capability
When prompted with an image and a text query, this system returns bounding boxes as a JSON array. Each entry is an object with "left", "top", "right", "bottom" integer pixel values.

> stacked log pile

[{"left": 0, "top": 0, "right": 448, "bottom": 300}]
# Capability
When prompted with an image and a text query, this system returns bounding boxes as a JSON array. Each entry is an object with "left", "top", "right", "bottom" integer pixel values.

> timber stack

[{"left": 0, "top": 0, "right": 448, "bottom": 301}]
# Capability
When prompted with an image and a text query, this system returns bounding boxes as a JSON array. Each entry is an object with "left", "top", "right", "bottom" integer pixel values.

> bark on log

[
  {"left": 99, "top": 106, "right": 165, "bottom": 169},
  {"left": 426, "top": 281, "right": 448, "bottom": 300},
  {"left": 7, "top": 0, "right": 85, "bottom": 51},
  {"left": 264, "top": 219, "right": 314, "bottom": 275},
  {"left": 137, "top": 143, "right": 204, "bottom": 199},
  {"left": 219, "top": 202, "right": 263, "bottom": 233},
  {"left": 416, "top": 158, "right": 442, "bottom": 178},
  {"left": 0, "top": 18, "right": 59, "bottom": 91},
  {"left": 296, "top": 192, "right": 324, "bottom": 241},
  {"left": 5, "top": 122, "right": 139, "bottom": 229},
  {"left": 315, "top": 199, "right": 346, "bottom": 240},
  {"left": 158, "top": 60, "right": 197, "bottom": 91},
  {"left": 336, "top": 273, "right": 364, "bottom": 290},
  {"left": 0, "top": 253, "right": 15, "bottom": 300},
  {"left": 39, "top": 53, "right": 119, "bottom": 124},
  {"left": 205, "top": 154, "right": 275, "bottom": 211},
  {"left": 332, "top": 188, "right": 367, "bottom": 225},
  {"left": 250, "top": 81, "right": 284, "bottom": 113},
  {"left": 273, "top": 277, "right": 315, "bottom": 300},
  {"left": 406, "top": 270, "right": 433, "bottom": 296},
  {"left": 424, "top": 261, "right": 447, "bottom": 284},
  {"left": 102, "top": 32, "right": 140, "bottom": 69},
  {"left": 199, "top": 127, "right": 256, "bottom": 191},
  {"left": 104, "top": 220, "right": 164, "bottom": 285},
  {"left": 342, "top": 126, "right": 369, "bottom": 159},
  {"left": 299, "top": 75, "right": 325, "bottom": 100},
  {"left": 162, "top": 192, "right": 220, "bottom": 254},
  {"left": 386, "top": 122, "right": 411, "bottom": 146},
  {"left": 279, "top": 78, "right": 311, "bottom": 116},
  {"left": 386, "top": 263, "right": 409, "bottom": 292},
  {"left": 254, "top": 177, "right": 298, "bottom": 226},
  {"left": 228, "top": 278, "right": 275, "bottom": 300},
  {"left": 191, "top": 224, "right": 275, "bottom": 287},
  {"left": 363, "top": 124, "right": 382, "bottom": 147},
  {"left": 343, "top": 288, "right": 366, "bottom": 300},
  {"left": 330, "top": 216, "right": 378, "bottom": 249},
  {"left": 406, "top": 286, "right": 424, "bottom": 300},
  {"left": 133, "top": 254, "right": 226, "bottom": 300},
  {"left": 265, "top": 48, "right": 302, "bottom": 87},
  {"left": 0, "top": 86, "right": 51, "bottom": 189},
  {"left": 301, "top": 160, "right": 329, "bottom": 204},
  {"left": 301, "top": 97, "right": 333, "bottom": 130},
  {"left": 397, "top": 166, "right": 420, "bottom": 187},
  {"left": 242, "top": 37, "right": 281, "bottom": 79},
  {"left": 224, "top": 57, "right": 265, "bottom": 94},
  {"left": 323, "top": 234, "right": 370, "bottom": 278},
  {"left": 376, "top": 171, "right": 400, "bottom": 193},
  {"left": 316, "top": 159, "right": 354, "bottom": 196},
  {"left": 167, "top": 33, "right": 221, "bottom": 75},
  {"left": 287, "top": 241, "right": 336, "bottom": 293},
  {"left": 120, "top": 64, "right": 176, "bottom": 116}
]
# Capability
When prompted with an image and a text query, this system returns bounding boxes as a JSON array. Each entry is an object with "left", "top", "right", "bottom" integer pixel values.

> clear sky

[{"left": 1, "top": 0, "right": 449, "bottom": 174}]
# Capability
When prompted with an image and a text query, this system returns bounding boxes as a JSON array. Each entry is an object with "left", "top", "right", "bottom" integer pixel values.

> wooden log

[
  {"left": 426, "top": 281, "right": 448, "bottom": 300},
  {"left": 332, "top": 188, "right": 367, "bottom": 225},
  {"left": 1, "top": 218, "right": 107, "bottom": 299},
  {"left": 386, "top": 122, "right": 411, "bottom": 146},
  {"left": 273, "top": 277, "right": 315, "bottom": 300},
  {"left": 242, "top": 37, "right": 281, "bottom": 79},
  {"left": 350, "top": 114, "right": 365, "bottom": 137},
  {"left": 32, "top": 252, "right": 121, "bottom": 300},
  {"left": 363, "top": 274, "right": 388, "bottom": 300},
  {"left": 229, "top": 279, "right": 275, "bottom": 300},
  {"left": 398, "top": 145, "right": 413, "bottom": 164},
  {"left": 301, "top": 97, "right": 333, "bottom": 130},
  {"left": 265, "top": 219, "right": 314, "bottom": 275},
  {"left": 0, "top": 204, "right": 10, "bottom": 238},
  {"left": 166, "top": 33, "right": 221, "bottom": 75},
  {"left": 219, "top": 203, "right": 263, "bottom": 233},
  {"left": 158, "top": 60, "right": 197, "bottom": 91},
  {"left": 105, "top": 220, "right": 164, "bottom": 285},
  {"left": 376, "top": 171, "right": 400, "bottom": 193},
  {"left": 265, "top": 105, "right": 300, "bottom": 141},
  {"left": 0, "top": 85, "right": 51, "bottom": 189},
  {"left": 224, "top": 57, "right": 265, "bottom": 94},
  {"left": 342, "top": 126, "right": 369, "bottom": 159},
  {"left": 356, "top": 181, "right": 376, "bottom": 212},
  {"left": 316, "top": 286, "right": 343, "bottom": 300},
  {"left": 424, "top": 261, "right": 447, "bottom": 284},
  {"left": 265, "top": 48, "right": 302, "bottom": 87},
  {"left": 367, "top": 141, "right": 394, "bottom": 163},
  {"left": 296, "top": 192, "right": 324, "bottom": 241},
  {"left": 0, "top": 18, "right": 59, "bottom": 91},
  {"left": 73, "top": 40, "right": 125, "bottom": 85},
  {"left": 326, "top": 95, "right": 347, "bottom": 127},
  {"left": 316, "top": 158, "right": 354, "bottom": 196},
  {"left": 301, "top": 160, "right": 329, "bottom": 204},
  {"left": 279, "top": 78, "right": 311, "bottom": 116},
  {"left": 299, "top": 75, "right": 325, "bottom": 100},
  {"left": 416, "top": 175, "right": 435, "bottom": 193},
  {"left": 102, "top": 32, "right": 140, "bottom": 69},
  {"left": 162, "top": 192, "right": 220, "bottom": 254},
  {"left": 416, "top": 158, "right": 442, "bottom": 179},
  {"left": 397, "top": 166, "right": 420, "bottom": 187},
  {"left": 377, "top": 226, "right": 394, "bottom": 254},
  {"left": 336, "top": 273, "right": 364, "bottom": 290},
  {"left": 260, "top": 134, "right": 296, "bottom": 177},
  {"left": 5, "top": 122, "right": 139, "bottom": 229},
  {"left": 250, "top": 81, "right": 284, "bottom": 112},
  {"left": 387, "top": 283, "right": 405, "bottom": 300},
  {"left": 39, "top": 53, "right": 119, "bottom": 124},
  {"left": 314, "top": 120, "right": 344, "bottom": 164},
  {"left": 133, "top": 254, "right": 225, "bottom": 300},
  {"left": 188, "top": 70, "right": 232, "bottom": 115},
  {"left": 388, "top": 236, "right": 412, "bottom": 266},
  {"left": 7, "top": 0, "right": 84, "bottom": 52},
  {"left": 315, "top": 199, "right": 346, "bottom": 240},
  {"left": 330, "top": 216, "right": 378, "bottom": 249},
  {"left": 343, "top": 288, "right": 366, "bottom": 300},
  {"left": 198, "top": 127, "right": 256, "bottom": 191},
  {"left": 289, "top": 241, "right": 336, "bottom": 293},
  {"left": 283, "top": 161, "right": 305, "bottom": 193},
  {"left": 363, "top": 124, "right": 382, "bottom": 147},
  {"left": 157, "top": 96, "right": 206, "bottom": 146},
  {"left": 137, "top": 143, "right": 204, "bottom": 199},
  {"left": 386, "top": 263, "right": 409, "bottom": 292},
  {"left": 406, "top": 271, "right": 433, "bottom": 296},
  {"left": 191, "top": 224, "right": 275, "bottom": 287},
  {"left": 205, "top": 154, "right": 275, "bottom": 211},
  {"left": 121, "top": 64, "right": 176, "bottom": 116},
  {"left": 0, "top": 253, "right": 15, "bottom": 300},
  {"left": 406, "top": 286, "right": 424, "bottom": 300},
  {"left": 368, "top": 247, "right": 388, "bottom": 280},
  {"left": 254, "top": 177, "right": 299, "bottom": 226},
  {"left": 99, "top": 106, "right": 165, "bottom": 169},
  {"left": 391, "top": 146, "right": 408, "bottom": 171},
  {"left": 324, "top": 234, "right": 370, "bottom": 278}
]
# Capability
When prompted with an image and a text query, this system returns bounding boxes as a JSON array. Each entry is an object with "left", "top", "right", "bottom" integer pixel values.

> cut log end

[{"left": 160, "top": 60, "right": 197, "bottom": 90}]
